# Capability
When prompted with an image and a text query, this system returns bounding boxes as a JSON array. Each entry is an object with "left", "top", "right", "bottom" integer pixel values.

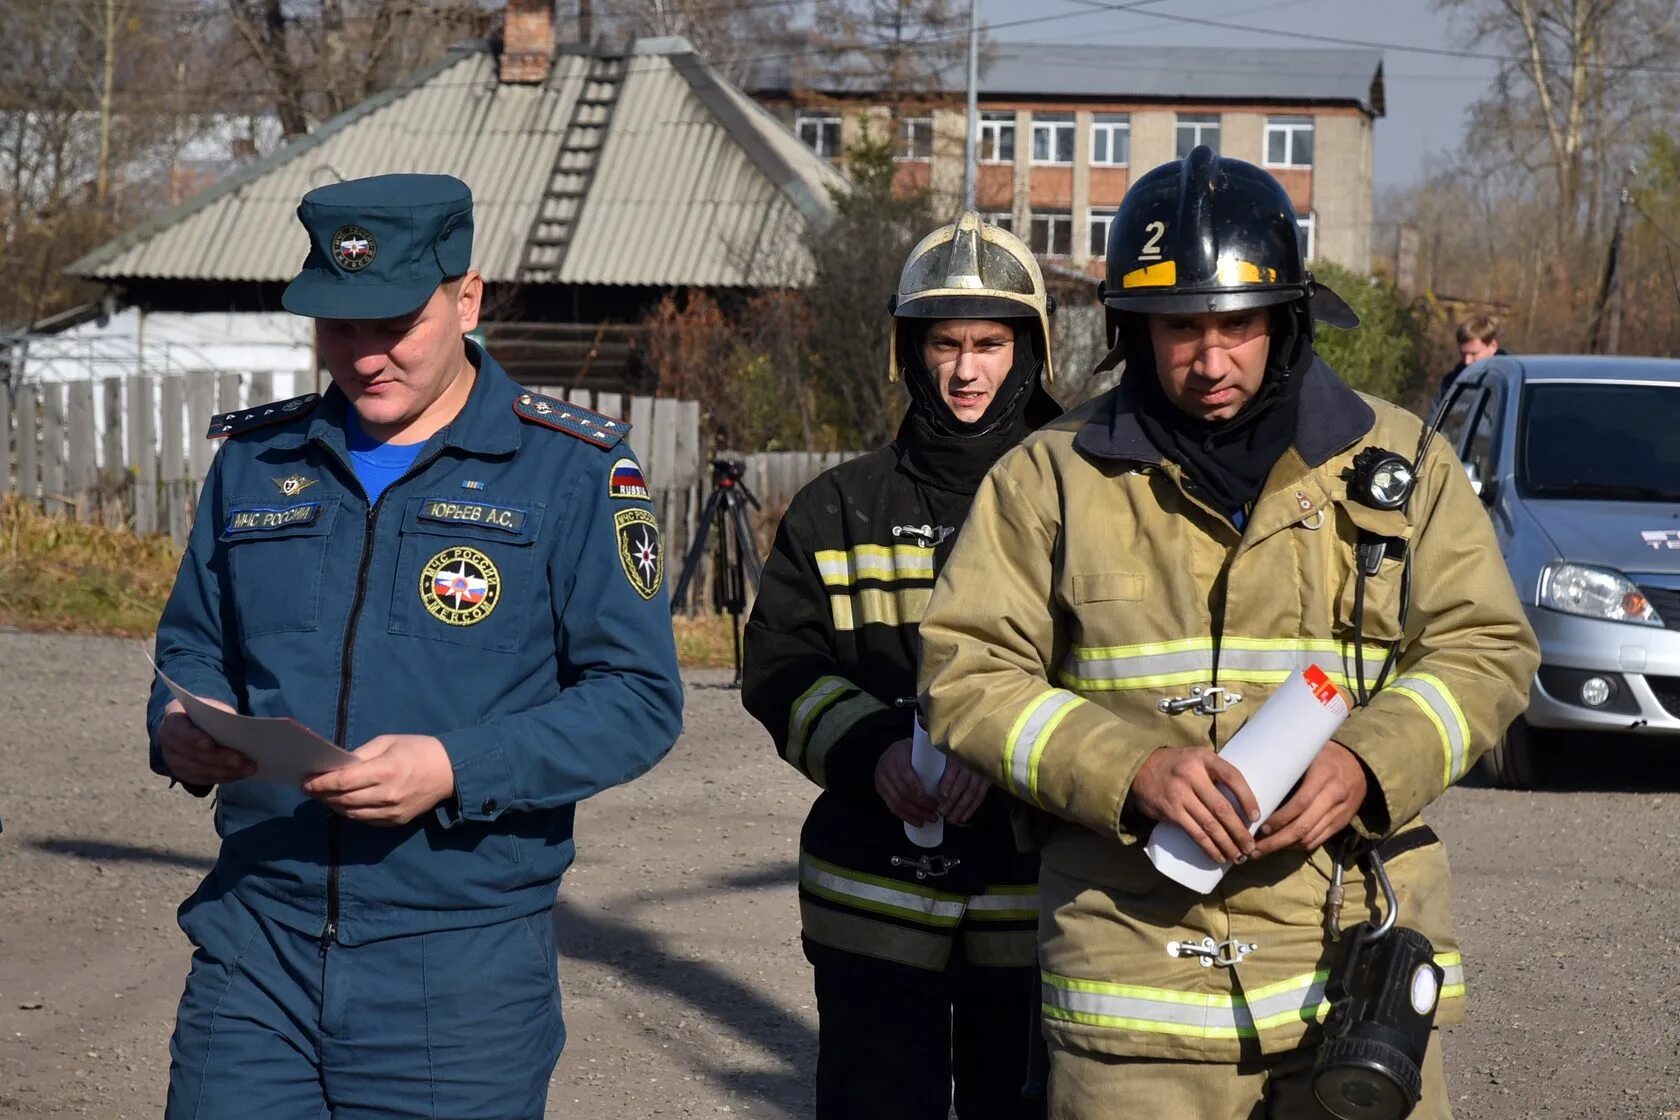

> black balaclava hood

[
  {"left": 1122, "top": 301, "right": 1313, "bottom": 517},
  {"left": 896, "top": 319, "right": 1061, "bottom": 495}
]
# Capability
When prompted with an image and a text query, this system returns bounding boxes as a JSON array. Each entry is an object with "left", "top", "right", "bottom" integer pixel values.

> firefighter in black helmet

[{"left": 919, "top": 147, "right": 1537, "bottom": 1119}]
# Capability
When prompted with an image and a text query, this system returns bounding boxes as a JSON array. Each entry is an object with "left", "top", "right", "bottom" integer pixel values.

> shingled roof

[{"left": 68, "top": 38, "right": 846, "bottom": 289}]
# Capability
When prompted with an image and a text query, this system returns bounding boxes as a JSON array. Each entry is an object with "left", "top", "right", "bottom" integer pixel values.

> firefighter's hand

[
  {"left": 1129, "top": 746, "right": 1260, "bottom": 864},
  {"left": 938, "top": 757, "right": 990, "bottom": 824},
  {"left": 302, "top": 735, "right": 457, "bottom": 826},
  {"left": 1253, "top": 741, "right": 1367, "bottom": 855},
  {"left": 158, "top": 698, "right": 256, "bottom": 786},
  {"left": 875, "top": 738, "right": 939, "bottom": 826}
]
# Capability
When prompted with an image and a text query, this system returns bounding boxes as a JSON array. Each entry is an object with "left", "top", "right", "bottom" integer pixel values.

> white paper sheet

[
  {"left": 1144, "top": 665, "right": 1352, "bottom": 894},
  {"left": 153, "top": 663, "right": 356, "bottom": 787},
  {"left": 904, "top": 715, "right": 947, "bottom": 848}
]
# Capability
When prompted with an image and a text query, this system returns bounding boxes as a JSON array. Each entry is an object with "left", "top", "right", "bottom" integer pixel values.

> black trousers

[{"left": 809, "top": 941, "right": 1047, "bottom": 1120}]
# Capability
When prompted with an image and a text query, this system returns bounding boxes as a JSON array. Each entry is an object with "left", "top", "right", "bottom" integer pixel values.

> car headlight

[{"left": 1538, "top": 563, "right": 1664, "bottom": 626}]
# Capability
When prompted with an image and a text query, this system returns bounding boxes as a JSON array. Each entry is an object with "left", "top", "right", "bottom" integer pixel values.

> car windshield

[{"left": 1520, "top": 381, "right": 1680, "bottom": 501}]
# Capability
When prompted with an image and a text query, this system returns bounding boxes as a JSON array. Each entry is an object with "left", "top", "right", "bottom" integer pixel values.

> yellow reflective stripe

[
  {"left": 1041, "top": 970, "right": 1326, "bottom": 1039},
  {"left": 1121, "top": 260, "right": 1177, "bottom": 288},
  {"left": 1389, "top": 672, "right": 1469, "bottom": 786},
  {"left": 804, "top": 691, "right": 888, "bottom": 787},
  {"left": 788, "top": 676, "right": 849, "bottom": 769},
  {"left": 800, "top": 899, "right": 954, "bottom": 970},
  {"left": 813, "top": 544, "right": 936, "bottom": 587},
  {"left": 1060, "top": 636, "right": 1387, "bottom": 693},
  {"left": 966, "top": 886, "right": 1041, "bottom": 922},
  {"left": 829, "top": 587, "right": 931, "bottom": 631},
  {"left": 1003, "top": 689, "right": 1083, "bottom": 805},
  {"left": 1042, "top": 952, "right": 1463, "bottom": 1038},
  {"left": 800, "top": 851, "right": 965, "bottom": 927}
]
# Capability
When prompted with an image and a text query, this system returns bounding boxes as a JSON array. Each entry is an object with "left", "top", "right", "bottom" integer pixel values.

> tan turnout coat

[{"left": 919, "top": 360, "right": 1539, "bottom": 1063}]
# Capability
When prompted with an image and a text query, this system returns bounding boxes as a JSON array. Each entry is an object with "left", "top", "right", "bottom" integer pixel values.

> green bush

[{"left": 1310, "top": 262, "right": 1429, "bottom": 409}]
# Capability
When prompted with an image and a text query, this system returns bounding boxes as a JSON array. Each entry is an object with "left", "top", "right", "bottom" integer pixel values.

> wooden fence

[
  {"left": 1, "top": 371, "right": 698, "bottom": 541},
  {"left": 0, "top": 371, "right": 874, "bottom": 606}
]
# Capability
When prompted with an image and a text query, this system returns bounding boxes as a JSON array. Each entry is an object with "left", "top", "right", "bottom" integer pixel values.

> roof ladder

[{"left": 520, "top": 53, "right": 628, "bottom": 280}]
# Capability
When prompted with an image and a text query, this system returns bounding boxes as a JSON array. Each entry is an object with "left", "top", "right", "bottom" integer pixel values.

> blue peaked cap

[{"left": 282, "top": 173, "right": 474, "bottom": 320}]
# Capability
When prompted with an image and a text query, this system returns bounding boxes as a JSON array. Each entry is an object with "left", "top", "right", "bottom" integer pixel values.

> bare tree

[{"left": 223, "top": 0, "right": 500, "bottom": 139}]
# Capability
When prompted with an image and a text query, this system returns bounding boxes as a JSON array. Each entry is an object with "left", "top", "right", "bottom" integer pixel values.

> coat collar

[
  {"left": 272, "top": 341, "right": 523, "bottom": 458},
  {"left": 1073, "top": 355, "right": 1376, "bottom": 469}
]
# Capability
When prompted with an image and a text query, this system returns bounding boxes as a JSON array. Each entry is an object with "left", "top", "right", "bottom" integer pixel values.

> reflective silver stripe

[
  {"left": 1004, "top": 689, "right": 1082, "bottom": 803},
  {"left": 1061, "top": 637, "right": 1387, "bottom": 692},
  {"left": 1388, "top": 672, "right": 1469, "bottom": 785},
  {"left": 966, "top": 889, "right": 1040, "bottom": 920},
  {"left": 1043, "top": 951, "right": 1463, "bottom": 1038},
  {"left": 804, "top": 691, "right": 886, "bottom": 786},
  {"left": 1041, "top": 971, "right": 1328, "bottom": 1039},
  {"left": 800, "top": 853, "right": 965, "bottom": 927},
  {"left": 813, "top": 545, "right": 936, "bottom": 587},
  {"left": 788, "top": 676, "right": 849, "bottom": 769}
]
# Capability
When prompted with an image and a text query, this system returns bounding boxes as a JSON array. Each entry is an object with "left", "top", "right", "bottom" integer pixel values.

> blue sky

[{"left": 984, "top": 0, "right": 1498, "bottom": 190}]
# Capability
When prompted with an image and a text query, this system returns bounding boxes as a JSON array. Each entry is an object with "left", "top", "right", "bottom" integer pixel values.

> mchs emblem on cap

[{"left": 331, "top": 225, "right": 377, "bottom": 272}]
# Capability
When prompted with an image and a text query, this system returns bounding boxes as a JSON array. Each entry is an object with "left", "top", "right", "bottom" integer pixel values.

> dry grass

[
  {"left": 0, "top": 495, "right": 180, "bottom": 637},
  {"left": 669, "top": 611, "right": 744, "bottom": 669},
  {"left": 0, "top": 495, "right": 743, "bottom": 668}
]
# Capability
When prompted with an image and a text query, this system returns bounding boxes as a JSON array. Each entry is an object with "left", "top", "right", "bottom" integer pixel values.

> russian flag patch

[{"left": 609, "top": 458, "right": 650, "bottom": 501}]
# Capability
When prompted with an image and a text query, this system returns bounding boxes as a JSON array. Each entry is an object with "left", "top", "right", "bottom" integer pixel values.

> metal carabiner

[
  {"left": 1166, "top": 936, "right": 1257, "bottom": 969},
  {"left": 890, "top": 854, "right": 960, "bottom": 880},
  {"left": 1325, "top": 843, "right": 1401, "bottom": 944},
  {"left": 1158, "top": 685, "right": 1244, "bottom": 716}
]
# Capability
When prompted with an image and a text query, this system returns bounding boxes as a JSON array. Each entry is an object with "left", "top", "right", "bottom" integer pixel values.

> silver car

[{"left": 1436, "top": 355, "right": 1680, "bottom": 788}]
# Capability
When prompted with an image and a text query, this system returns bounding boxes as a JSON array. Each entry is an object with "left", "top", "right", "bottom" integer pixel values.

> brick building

[{"left": 747, "top": 44, "right": 1385, "bottom": 275}]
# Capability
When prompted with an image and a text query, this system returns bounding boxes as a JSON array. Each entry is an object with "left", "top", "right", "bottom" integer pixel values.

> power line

[{"left": 1058, "top": 0, "right": 1680, "bottom": 77}]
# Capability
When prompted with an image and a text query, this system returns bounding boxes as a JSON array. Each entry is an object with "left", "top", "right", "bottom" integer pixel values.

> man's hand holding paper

[
  {"left": 158, "top": 698, "right": 257, "bottom": 786},
  {"left": 1252, "top": 740, "right": 1369, "bottom": 856},
  {"left": 302, "top": 734, "right": 458, "bottom": 827},
  {"left": 1129, "top": 746, "right": 1261, "bottom": 865}
]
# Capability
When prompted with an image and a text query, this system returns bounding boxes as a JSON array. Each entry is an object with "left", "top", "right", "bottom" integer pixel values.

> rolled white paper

[
  {"left": 1143, "top": 665, "right": 1352, "bottom": 894},
  {"left": 905, "top": 715, "right": 947, "bottom": 848}
]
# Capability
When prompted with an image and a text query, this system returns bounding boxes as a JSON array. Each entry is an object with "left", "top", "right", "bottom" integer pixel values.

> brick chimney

[{"left": 500, "top": 0, "right": 555, "bottom": 85}]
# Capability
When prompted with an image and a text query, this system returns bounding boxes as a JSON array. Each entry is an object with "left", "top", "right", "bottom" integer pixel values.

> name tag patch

[
  {"left": 419, "top": 499, "right": 527, "bottom": 534},
  {"left": 226, "top": 502, "right": 321, "bottom": 533}
]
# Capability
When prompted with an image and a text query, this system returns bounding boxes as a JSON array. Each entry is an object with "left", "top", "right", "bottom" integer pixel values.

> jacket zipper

[{"left": 320, "top": 451, "right": 438, "bottom": 952}]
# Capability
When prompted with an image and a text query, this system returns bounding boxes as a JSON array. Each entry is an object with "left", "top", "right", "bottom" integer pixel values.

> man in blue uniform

[{"left": 147, "top": 173, "right": 684, "bottom": 1119}]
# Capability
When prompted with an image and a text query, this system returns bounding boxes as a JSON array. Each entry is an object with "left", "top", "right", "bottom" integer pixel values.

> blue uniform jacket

[{"left": 147, "top": 347, "right": 684, "bottom": 945}]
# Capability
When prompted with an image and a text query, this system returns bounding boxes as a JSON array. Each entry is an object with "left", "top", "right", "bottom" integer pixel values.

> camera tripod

[{"left": 670, "top": 458, "right": 764, "bottom": 687}]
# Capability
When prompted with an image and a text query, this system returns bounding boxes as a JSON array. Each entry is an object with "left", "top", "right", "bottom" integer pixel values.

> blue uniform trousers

[{"left": 166, "top": 889, "right": 565, "bottom": 1119}]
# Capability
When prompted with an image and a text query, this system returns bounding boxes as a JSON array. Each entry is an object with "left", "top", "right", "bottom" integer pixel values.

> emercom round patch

[
  {"left": 331, "top": 224, "right": 377, "bottom": 272},
  {"left": 615, "top": 508, "right": 663, "bottom": 600},
  {"left": 420, "top": 546, "right": 501, "bottom": 626}
]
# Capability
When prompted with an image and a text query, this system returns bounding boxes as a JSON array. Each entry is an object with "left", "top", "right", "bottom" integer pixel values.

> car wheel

[{"left": 1480, "top": 716, "right": 1544, "bottom": 789}]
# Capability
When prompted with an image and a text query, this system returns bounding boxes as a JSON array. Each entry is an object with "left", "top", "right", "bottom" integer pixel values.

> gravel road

[{"left": 1, "top": 630, "right": 1676, "bottom": 1119}]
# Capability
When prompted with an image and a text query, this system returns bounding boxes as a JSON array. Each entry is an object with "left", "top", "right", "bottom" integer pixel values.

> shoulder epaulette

[
  {"left": 207, "top": 393, "right": 321, "bottom": 439},
  {"left": 512, "top": 390, "right": 630, "bottom": 450}
]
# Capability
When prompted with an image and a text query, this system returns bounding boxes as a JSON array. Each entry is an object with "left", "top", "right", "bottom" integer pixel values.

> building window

[
  {"left": 796, "top": 113, "right": 842, "bottom": 159},
  {"left": 1297, "top": 211, "right": 1315, "bottom": 260},
  {"left": 1031, "top": 112, "right": 1075, "bottom": 164},
  {"left": 1091, "top": 113, "right": 1129, "bottom": 166},
  {"left": 896, "top": 117, "right": 933, "bottom": 161},
  {"left": 982, "top": 212, "right": 1015, "bottom": 234},
  {"left": 1265, "top": 115, "right": 1315, "bottom": 168},
  {"left": 1175, "top": 113, "right": 1221, "bottom": 158},
  {"left": 978, "top": 111, "right": 1015, "bottom": 164},
  {"left": 1088, "top": 208, "right": 1115, "bottom": 258},
  {"left": 1030, "top": 210, "right": 1073, "bottom": 257}
]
